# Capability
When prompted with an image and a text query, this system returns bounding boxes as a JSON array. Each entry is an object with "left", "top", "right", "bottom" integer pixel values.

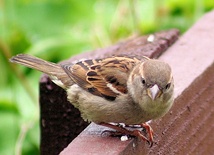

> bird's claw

[
  {"left": 147, "top": 140, "right": 153, "bottom": 148},
  {"left": 102, "top": 130, "right": 125, "bottom": 137},
  {"left": 99, "top": 122, "right": 154, "bottom": 147}
]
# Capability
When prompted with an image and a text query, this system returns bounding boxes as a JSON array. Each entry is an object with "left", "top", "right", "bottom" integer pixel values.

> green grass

[{"left": 0, "top": 0, "right": 213, "bottom": 154}]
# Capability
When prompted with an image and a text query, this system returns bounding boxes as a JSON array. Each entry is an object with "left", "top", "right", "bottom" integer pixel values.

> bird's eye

[
  {"left": 142, "top": 78, "right": 146, "bottom": 85},
  {"left": 165, "top": 83, "right": 171, "bottom": 90}
]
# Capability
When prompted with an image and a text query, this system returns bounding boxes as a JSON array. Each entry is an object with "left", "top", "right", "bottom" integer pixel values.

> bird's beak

[{"left": 147, "top": 84, "right": 162, "bottom": 100}]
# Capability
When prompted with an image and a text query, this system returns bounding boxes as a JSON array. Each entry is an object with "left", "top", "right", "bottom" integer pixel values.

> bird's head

[{"left": 128, "top": 59, "right": 173, "bottom": 104}]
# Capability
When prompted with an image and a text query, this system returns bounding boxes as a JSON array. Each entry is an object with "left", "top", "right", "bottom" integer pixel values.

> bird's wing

[{"left": 62, "top": 57, "right": 143, "bottom": 100}]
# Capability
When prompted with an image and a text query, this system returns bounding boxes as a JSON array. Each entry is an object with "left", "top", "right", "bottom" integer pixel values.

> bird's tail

[
  {"left": 10, "top": 54, "right": 64, "bottom": 76},
  {"left": 10, "top": 54, "right": 73, "bottom": 88}
]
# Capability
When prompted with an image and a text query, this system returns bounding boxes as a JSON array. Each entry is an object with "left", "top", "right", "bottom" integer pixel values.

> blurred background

[{"left": 0, "top": 0, "right": 213, "bottom": 154}]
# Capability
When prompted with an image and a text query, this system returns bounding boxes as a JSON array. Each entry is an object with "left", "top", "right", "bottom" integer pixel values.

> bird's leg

[
  {"left": 140, "top": 123, "right": 154, "bottom": 147},
  {"left": 99, "top": 122, "right": 149, "bottom": 143}
]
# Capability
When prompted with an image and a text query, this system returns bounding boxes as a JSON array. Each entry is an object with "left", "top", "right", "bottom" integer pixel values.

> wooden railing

[{"left": 40, "top": 11, "right": 214, "bottom": 155}]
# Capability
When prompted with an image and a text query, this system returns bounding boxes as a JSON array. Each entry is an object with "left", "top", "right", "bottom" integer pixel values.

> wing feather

[{"left": 62, "top": 57, "right": 145, "bottom": 100}]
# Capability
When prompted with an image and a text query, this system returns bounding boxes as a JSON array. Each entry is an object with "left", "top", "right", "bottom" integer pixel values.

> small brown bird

[{"left": 10, "top": 54, "right": 174, "bottom": 146}]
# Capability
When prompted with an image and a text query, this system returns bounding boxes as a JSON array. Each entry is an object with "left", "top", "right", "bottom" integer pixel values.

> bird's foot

[
  {"left": 101, "top": 130, "right": 127, "bottom": 137},
  {"left": 140, "top": 123, "right": 154, "bottom": 147},
  {"left": 99, "top": 122, "right": 154, "bottom": 147}
]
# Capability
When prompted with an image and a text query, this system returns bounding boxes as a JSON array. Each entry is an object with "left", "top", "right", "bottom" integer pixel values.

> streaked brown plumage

[{"left": 10, "top": 54, "right": 174, "bottom": 146}]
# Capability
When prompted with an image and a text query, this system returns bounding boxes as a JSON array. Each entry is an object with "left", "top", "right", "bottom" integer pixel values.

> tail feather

[
  {"left": 10, "top": 54, "right": 63, "bottom": 75},
  {"left": 10, "top": 54, "right": 73, "bottom": 87}
]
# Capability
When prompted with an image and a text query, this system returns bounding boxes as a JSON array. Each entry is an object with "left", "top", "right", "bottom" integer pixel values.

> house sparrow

[{"left": 10, "top": 54, "right": 174, "bottom": 146}]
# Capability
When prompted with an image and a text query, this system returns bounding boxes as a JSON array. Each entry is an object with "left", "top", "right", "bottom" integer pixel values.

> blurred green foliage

[{"left": 0, "top": 0, "right": 213, "bottom": 154}]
